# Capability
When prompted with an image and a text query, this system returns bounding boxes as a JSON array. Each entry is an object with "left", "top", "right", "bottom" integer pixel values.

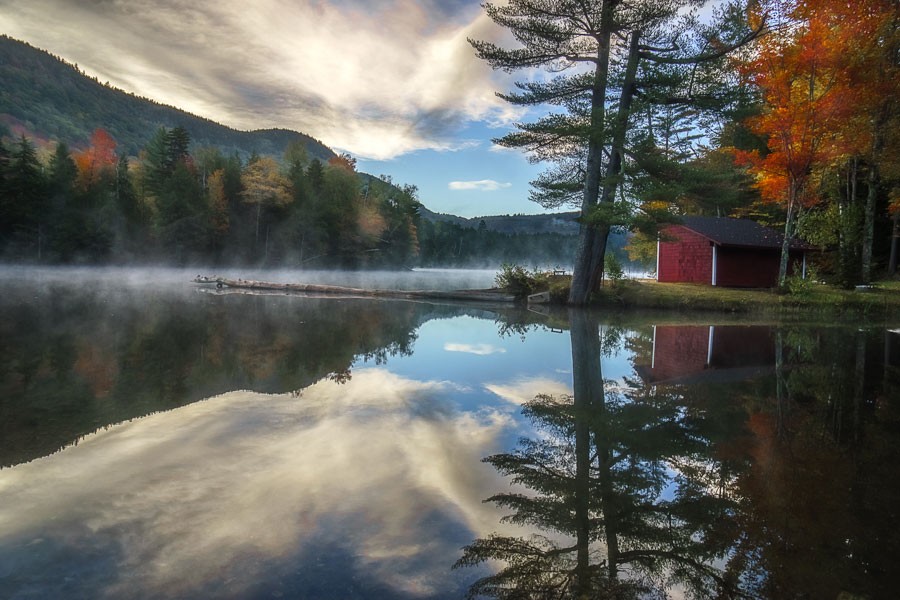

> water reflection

[
  {"left": 457, "top": 312, "right": 744, "bottom": 598},
  {"left": 0, "top": 273, "right": 446, "bottom": 466},
  {"left": 0, "top": 370, "right": 516, "bottom": 599},
  {"left": 458, "top": 316, "right": 900, "bottom": 599},
  {"left": 642, "top": 325, "right": 776, "bottom": 385},
  {"left": 2, "top": 270, "right": 899, "bottom": 598}
]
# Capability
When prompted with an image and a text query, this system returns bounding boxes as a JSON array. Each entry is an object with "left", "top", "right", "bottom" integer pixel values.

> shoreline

[
  {"left": 589, "top": 279, "right": 900, "bottom": 321},
  {"left": 193, "top": 274, "right": 900, "bottom": 321}
]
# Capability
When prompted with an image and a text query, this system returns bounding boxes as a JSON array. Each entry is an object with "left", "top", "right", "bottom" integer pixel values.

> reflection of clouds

[
  {"left": 485, "top": 376, "right": 572, "bottom": 406},
  {"left": 0, "top": 369, "right": 521, "bottom": 598},
  {"left": 444, "top": 342, "right": 507, "bottom": 356}
]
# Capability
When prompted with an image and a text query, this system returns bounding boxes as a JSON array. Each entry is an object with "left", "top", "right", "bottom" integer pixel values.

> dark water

[{"left": 1, "top": 268, "right": 898, "bottom": 599}]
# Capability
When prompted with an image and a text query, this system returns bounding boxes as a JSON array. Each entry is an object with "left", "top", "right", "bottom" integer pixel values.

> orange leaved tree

[
  {"left": 740, "top": 0, "right": 900, "bottom": 285},
  {"left": 73, "top": 128, "right": 118, "bottom": 194},
  {"left": 737, "top": 0, "right": 855, "bottom": 287}
]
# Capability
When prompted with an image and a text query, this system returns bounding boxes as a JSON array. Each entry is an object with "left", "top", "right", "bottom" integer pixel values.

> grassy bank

[{"left": 589, "top": 279, "right": 900, "bottom": 319}]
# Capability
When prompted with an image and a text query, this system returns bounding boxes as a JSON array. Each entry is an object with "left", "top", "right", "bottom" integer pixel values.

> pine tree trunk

[
  {"left": 569, "top": 309, "right": 602, "bottom": 596},
  {"left": 569, "top": 24, "right": 640, "bottom": 305},
  {"left": 568, "top": 1, "right": 614, "bottom": 306}
]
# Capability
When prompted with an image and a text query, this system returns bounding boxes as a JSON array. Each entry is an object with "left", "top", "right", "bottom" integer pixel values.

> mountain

[
  {"left": 418, "top": 206, "right": 580, "bottom": 235},
  {"left": 1, "top": 35, "right": 580, "bottom": 240},
  {"left": 0, "top": 35, "right": 335, "bottom": 162}
]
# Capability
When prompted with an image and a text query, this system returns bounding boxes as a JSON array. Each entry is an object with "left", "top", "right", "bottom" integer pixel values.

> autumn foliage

[
  {"left": 737, "top": 3, "right": 851, "bottom": 205},
  {"left": 736, "top": 0, "right": 900, "bottom": 282},
  {"left": 74, "top": 128, "right": 118, "bottom": 191}
]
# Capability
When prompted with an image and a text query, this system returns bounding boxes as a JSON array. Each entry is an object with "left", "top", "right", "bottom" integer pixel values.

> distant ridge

[
  {"left": 418, "top": 206, "right": 580, "bottom": 235},
  {"left": 0, "top": 35, "right": 336, "bottom": 162}
]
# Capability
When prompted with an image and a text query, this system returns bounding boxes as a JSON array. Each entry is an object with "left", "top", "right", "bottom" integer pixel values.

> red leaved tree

[{"left": 74, "top": 128, "right": 118, "bottom": 192}]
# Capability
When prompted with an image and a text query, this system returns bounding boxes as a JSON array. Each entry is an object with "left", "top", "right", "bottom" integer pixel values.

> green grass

[{"left": 588, "top": 279, "right": 900, "bottom": 319}]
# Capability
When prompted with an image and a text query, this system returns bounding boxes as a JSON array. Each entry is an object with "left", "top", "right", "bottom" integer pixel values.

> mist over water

[{"left": 0, "top": 265, "right": 501, "bottom": 292}]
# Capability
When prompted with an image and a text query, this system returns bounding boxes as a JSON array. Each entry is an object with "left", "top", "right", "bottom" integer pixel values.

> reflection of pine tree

[{"left": 457, "top": 311, "right": 744, "bottom": 599}]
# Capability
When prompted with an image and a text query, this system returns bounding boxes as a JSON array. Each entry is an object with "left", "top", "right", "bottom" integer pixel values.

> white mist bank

[{"left": 0, "top": 265, "right": 502, "bottom": 292}]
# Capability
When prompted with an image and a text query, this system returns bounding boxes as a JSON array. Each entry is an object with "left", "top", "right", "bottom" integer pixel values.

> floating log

[
  {"left": 527, "top": 291, "right": 551, "bottom": 304},
  {"left": 192, "top": 275, "right": 516, "bottom": 303}
]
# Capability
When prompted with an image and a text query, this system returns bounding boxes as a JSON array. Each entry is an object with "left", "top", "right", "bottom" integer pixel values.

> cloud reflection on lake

[
  {"left": 443, "top": 342, "right": 507, "bottom": 356},
  {"left": 485, "top": 376, "right": 572, "bottom": 406},
  {"left": 0, "top": 369, "right": 521, "bottom": 599}
]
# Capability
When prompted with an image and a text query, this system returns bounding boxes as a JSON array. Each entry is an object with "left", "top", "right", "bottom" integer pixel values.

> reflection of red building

[
  {"left": 888, "top": 330, "right": 900, "bottom": 369},
  {"left": 657, "top": 216, "right": 810, "bottom": 287},
  {"left": 642, "top": 325, "right": 776, "bottom": 385}
]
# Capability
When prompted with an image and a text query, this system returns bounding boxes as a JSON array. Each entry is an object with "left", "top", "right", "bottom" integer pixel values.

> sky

[{"left": 0, "top": 0, "right": 555, "bottom": 218}]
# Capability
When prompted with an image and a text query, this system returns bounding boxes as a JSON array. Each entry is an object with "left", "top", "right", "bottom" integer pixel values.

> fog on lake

[{"left": 1, "top": 267, "right": 898, "bottom": 599}]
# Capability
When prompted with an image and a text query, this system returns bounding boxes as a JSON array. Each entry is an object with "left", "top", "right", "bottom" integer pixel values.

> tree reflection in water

[{"left": 456, "top": 310, "right": 747, "bottom": 599}]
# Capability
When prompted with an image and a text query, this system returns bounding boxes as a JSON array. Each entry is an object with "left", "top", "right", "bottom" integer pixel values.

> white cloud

[
  {"left": 0, "top": 0, "right": 523, "bottom": 160},
  {"left": 444, "top": 342, "right": 507, "bottom": 355},
  {"left": 489, "top": 143, "right": 516, "bottom": 153},
  {"left": 448, "top": 179, "right": 513, "bottom": 191}
]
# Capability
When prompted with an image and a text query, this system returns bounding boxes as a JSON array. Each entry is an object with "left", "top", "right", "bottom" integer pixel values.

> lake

[{"left": 1, "top": 267, "right": 898, "bottom": 599}]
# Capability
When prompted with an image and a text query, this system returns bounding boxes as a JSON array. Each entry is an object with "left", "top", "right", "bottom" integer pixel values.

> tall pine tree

[{"left": 471, "top": 0, "right": 763, "bottom": 303}]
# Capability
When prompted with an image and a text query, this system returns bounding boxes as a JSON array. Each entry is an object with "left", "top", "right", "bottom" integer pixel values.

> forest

[
  {"left": 0, "top": 125, "right": 582, "bottom": 268},
  {"left": 0, "top": 126, "right": 411, "bottom": 266}
]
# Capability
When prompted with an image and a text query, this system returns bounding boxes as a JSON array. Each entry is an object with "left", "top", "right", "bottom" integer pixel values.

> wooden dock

[{"left": 192, "top": 276, "right": 517, "bottom": 303}]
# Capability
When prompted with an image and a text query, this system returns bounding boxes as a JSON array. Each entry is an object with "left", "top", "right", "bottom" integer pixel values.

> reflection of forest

[
  {"left": 459, "top": 316, "right": 900, "bottom": 599},
  {"left": 0, "top": 282, "right": 494, "bottom": 466}
]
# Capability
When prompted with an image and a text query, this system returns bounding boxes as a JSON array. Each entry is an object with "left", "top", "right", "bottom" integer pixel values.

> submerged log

[{"left": 192, "top": 275, "right": 516, "bottom": 303}]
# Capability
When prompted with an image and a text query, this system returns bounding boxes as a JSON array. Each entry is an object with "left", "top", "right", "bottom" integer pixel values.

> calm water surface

[{"left": 1, "top": 268, "right": 898, "bottom": 599}]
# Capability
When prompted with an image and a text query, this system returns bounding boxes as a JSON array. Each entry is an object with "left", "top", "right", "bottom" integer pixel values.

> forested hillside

[
  {"left": 0, "top": 126, "right": 425, "bottom": 266},
  {"left": 0, "top": 35, "right": 335, "bottom": 162},
  {"left": 0, "top": 124, "right": 583, "bottom": 268},
  {"left": 0, "top": 35, "right": 588, "bottom": 269}
]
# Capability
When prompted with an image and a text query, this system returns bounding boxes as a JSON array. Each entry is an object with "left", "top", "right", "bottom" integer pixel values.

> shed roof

[{"left": 675, "top": 216, "right": 811, "bottom": 250}]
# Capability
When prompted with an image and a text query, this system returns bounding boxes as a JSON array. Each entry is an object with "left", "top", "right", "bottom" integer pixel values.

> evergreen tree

[
  {"left": 305, "top": 158, "right": 324, "bottom": 195},
  {"left": 2, "top": 136, "right": 48, "bottom": 258},
  {"left": 471, "top": 0, "right": 763, "bottom": 303},
  {"left": 166, "top": 126, "right": 191, "bottom": 170},
  {"left": 0, "top": 138, "right": 13, "bottom": 249},
  {"left": 45, "top": 142, "right": 78, "bottom": 260},
  {"left": 155, "top": 159, "right": 206, "bottom": 263},
  {"left": 142, "top": 126, "right": 192, "bottom": 196},
  {"left": 142, "top": 127, "right": 172, "bottom": 197},
  {"left": 47, "top": 142, "right": 77, "bottom": 199},
  {"left": 115, "top": 154, "right": 142, "bottom": 233}
]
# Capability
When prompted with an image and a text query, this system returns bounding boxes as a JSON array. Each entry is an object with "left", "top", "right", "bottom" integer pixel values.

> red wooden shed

[{"left": 656, "top": 216, "right": 810, "bottom": 287}]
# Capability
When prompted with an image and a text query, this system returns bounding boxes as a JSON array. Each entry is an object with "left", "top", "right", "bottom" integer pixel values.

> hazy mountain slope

[{"left": 0, "top": 35, "right": 335, "bottom": 161}]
